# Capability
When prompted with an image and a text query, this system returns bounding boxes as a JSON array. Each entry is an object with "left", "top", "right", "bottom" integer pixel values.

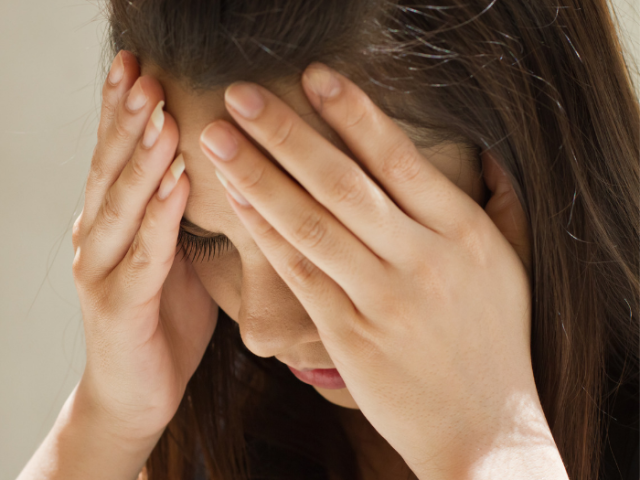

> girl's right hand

[{"left": 71, "top": 51, "right": 219, "bottom": 443}]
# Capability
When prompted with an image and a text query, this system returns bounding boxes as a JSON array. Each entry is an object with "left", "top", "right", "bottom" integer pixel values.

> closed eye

[{"left": 177, "top": 228, "right": 232, "bottom": 263}]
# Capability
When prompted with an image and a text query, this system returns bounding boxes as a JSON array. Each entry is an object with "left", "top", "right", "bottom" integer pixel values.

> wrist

[
  {"left": 409, "top": 390, "right": 568, "bottom": 480},
  {"left": 67, "top": 381, "right": 166, "bottom": 454},
  {"left": 17, "top": 384, "right": 165, "bottom": 480}
]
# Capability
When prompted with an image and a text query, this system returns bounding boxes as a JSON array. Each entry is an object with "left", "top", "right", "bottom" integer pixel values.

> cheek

[{"left": 191, "top": 251, "right": 242, "bottom": 318}]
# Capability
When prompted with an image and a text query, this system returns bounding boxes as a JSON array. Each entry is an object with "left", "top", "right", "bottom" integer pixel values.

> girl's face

[{"left": 152, "top": 66, "right": 488, "bottom": 409}]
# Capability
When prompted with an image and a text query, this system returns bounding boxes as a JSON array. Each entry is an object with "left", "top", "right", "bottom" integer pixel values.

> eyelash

[{"left": 177, "top": 228, "right": 232, "bottom": 263}]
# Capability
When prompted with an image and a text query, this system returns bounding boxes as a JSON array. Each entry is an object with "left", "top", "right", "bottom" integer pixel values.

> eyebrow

[{"left": 180, "top": 217, "right": 225, "bottom": 237}]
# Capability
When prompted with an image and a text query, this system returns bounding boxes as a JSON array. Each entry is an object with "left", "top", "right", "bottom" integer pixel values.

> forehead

[
  {"left": 148, "top": 66, "right": 351, "bottom": 156},
  {"left": 145, "top": 65, "right": 357, "bottom": 222},
  {"left": 142, "top": 64, "right": 482, "bottom": 235}
]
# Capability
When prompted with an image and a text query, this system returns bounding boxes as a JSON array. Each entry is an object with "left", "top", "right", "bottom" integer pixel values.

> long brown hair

[{"left": 106, "top": 1, "right": 639, "bottom": 479}]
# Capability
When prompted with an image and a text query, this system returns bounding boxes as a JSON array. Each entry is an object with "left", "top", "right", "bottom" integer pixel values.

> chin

[{"left": 314, "top": 386, "right": 360, "bottom": 409}]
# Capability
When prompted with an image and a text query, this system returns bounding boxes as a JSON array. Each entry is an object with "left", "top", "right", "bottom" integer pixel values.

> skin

[
  {"left": 19, "top": 51, "right": 567, "bottom": 480},
  {"left": 152, "top": 65, "right": 487, "bottom": 407},
  {"left": 171, "top": 65, "right": 563, "bottom": 480},
  {"left": 151, "top": 65, "right": 487, "bottom": 480},
  {"left": 151, "top": 60, "right": 555, "bottom": 479}
]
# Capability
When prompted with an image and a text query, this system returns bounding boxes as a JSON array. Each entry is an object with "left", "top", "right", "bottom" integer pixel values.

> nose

[{"left": 236, "top": 255, "right": 321, "bottom": 358}]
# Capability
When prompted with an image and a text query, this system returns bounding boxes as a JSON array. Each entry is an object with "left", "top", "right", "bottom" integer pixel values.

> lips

[{"left": 287, "top": 365, "right": 347, "bottom": 390}]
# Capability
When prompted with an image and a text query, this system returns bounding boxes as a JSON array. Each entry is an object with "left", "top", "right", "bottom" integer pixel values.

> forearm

[{"left": 17, "top": 384, "right": 163, "bottom": 480}]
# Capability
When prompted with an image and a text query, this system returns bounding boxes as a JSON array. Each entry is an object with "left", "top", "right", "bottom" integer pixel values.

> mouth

[{"left": 286, "top": 364, "right": 347, "bottom": 390}]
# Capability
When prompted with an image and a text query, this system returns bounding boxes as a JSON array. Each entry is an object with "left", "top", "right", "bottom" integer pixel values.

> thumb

[{"left": 480, "top": 150, "right": 532, "bottom": 277}]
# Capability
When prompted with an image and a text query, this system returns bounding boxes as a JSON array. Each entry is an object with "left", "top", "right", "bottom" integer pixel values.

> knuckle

[
  {"left": 251, "top": 215, "right": 279, "bottom": 240},
  {"left": 236, "top": 162, "right": 267, "bottom": 193},
  {"left": 448, "top": 205, "right": 482, "bottom": 239},
  {"left": 449, "top": 218, "right": 474, "bottom": 240},
  {"left": 72, "top": 214, "right": 84, "bottom": 250},
  {"left": 100, "top": 85, "right": 117, "bottom": 117},
  {"left": 128, "top": 234, "right": 153, "bottom": 271},
  {"left": 285, "top": 251, "right": 319, "bottom": 286},
  {"left": 72, "top": 248, "right": 96, "bottom": 285},
  {"left": 100, "top": 189, "right": 122, "bottom": 227},
  {"left": 109, "top": 108, "right": 132, "bottom": 146},
  {"left": 266, "top": 116, "right": 296, "bottom": 149},
  {"left": 380, "top": 141, "right": 422, "bottom": 185},
  {"left": 344, "top": 94, "right": 372, "bottom": 130},
  {"left": 88, "top": 150, "right": 110, "bottom": 188},
  {"left": 101, "top": 77, "right": 115, "bottom": 100},
  {"left": 410, "top": 256, "right": 452, "bottom": 306},
  {"left": 97, "top": 107, "right": 116, "bottom": 140},
  {"left": 350, "top": 325, "right": 383, "bottom": 361},
  {"left": 141, "top": 206, "right": 169, "bottom": 249},
  {"left": 324, "top": 313, "right": 378, "bottom": 360},
  {"left": 366, "top": 277, "right": 403, "bottom": 318},
  {"left": 71, "top": 251, "right": 85, "bottom": 280},
  {"left": 126, "top": 156, "right": 148, "bottom": 187},
  {"left": 455, "top": 213, "right": 491, "bottom": 266},
  {"left": 292, "top": 210, "right": 328, "bottom": 250},
  {"left": 328, "top": 168, "right": 368, "bottom": 207}
]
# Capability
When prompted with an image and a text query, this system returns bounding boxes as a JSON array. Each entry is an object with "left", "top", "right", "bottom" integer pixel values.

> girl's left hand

[{"left": 199, "top": 64, "right": 561, "bottom": 478}]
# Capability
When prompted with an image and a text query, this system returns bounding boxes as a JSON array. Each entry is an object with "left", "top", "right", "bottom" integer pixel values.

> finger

[
  {"left": 200, "top": 121, "right": 386, "bottom": 306},
  {"left": 79, "top": 50, "right": 140, "bottom": 229},
  {"left": 220, "top": 82, "right": 426, "bottom": 264},
  {"left": 481, "top": 150, "right": 531, "bottom": 276},
  {"left": 83, "top": 75, "right": 166, "bottom": 230},
  {"left": 223, "top": 189, "right": 360, "bottom": 343},
  {"left": 108, "top": 170, "right": 189, "bottom": 309},
  {"left": 301, "top": 63, "right": 483, "bottom": 240},
  {"left": 97, "top": 51, "right": 140, "bottom": 140},
  {"left": 85, "top": 110, "right": 180, "bottom": 272},
  {"left": 72, "top": 209, "right": 84, "bottom": 255}
]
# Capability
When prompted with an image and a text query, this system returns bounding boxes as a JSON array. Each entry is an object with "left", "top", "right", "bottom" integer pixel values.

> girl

[{"left": 19, "top": 0, "right": 638, "bottom": 479}]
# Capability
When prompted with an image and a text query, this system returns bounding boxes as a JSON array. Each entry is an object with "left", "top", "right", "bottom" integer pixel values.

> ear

[{"left": 480, "top": 150, "right": 532, "bottom": 277}]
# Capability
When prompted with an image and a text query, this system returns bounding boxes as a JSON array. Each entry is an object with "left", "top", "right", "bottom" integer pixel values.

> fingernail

[
  {"left": 304, "top": 64, "right": 341, "bottom": 99},
  {"left": 214, "top": 168, "right": 228, "bottom": 188},
  {"left": 126, "top": 79, "right": 148, "bottom": 112},
  {"left": 158, "top": 154, "right": 185, "bottom": 200},
  {"left": 200, "top": 123, "right": 238, "bottom": 161},
  {"left": 225, "top": 83, "right": 265, "bottom": 120},
  {"left": 108, "top": 52, "right": 125, "bottom": 86},
  {"left": 142, "top": 101, "right": 165, "bottom": 148},
  {"left": 214, "top": 169, "right": 251, "bottom": 206}
]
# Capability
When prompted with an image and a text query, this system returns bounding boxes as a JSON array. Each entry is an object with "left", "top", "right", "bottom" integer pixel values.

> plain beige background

[{"left": 1, "top": 1, "right": 638, "bottom": 479}]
